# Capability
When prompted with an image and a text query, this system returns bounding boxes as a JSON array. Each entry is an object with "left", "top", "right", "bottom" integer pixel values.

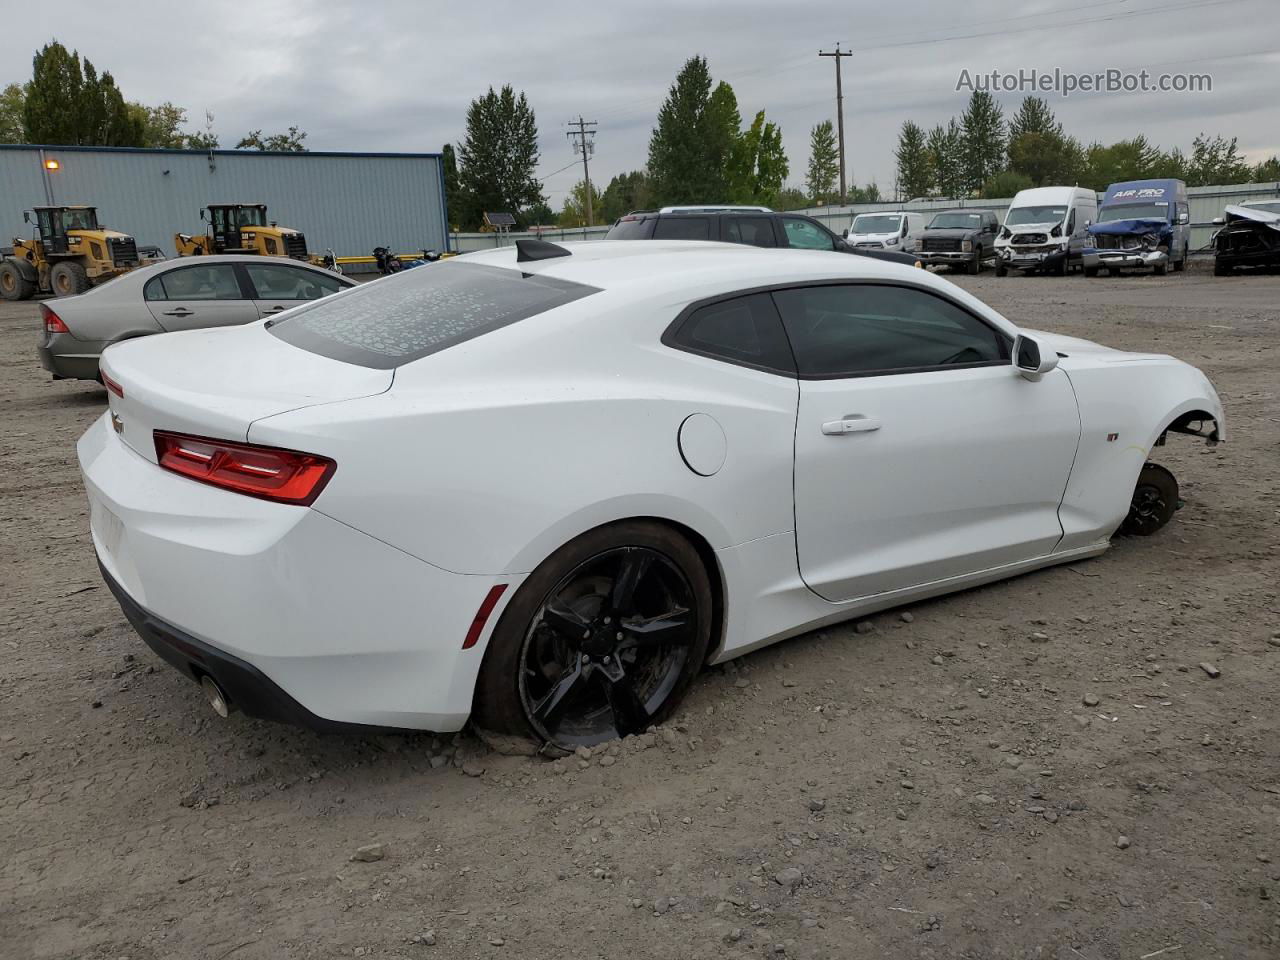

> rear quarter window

[
  {"left": 268, "top": 261, "right": 599, "bottom": 369},
  {"left": 606, "top": 217, "right": 656, "bottom": 240},
  {"left": 653, "top": 217, "right": 712, "bottom": 241}
]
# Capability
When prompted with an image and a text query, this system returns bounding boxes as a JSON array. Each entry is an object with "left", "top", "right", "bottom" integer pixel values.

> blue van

[{"left": 1084, "top": 179, "right": 1190, "bottom": 276}]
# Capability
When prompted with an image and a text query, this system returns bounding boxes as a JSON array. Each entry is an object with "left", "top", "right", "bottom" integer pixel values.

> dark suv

[
  {"left": 606, "top": 210, "right": 921, "bottom": 266},
  {"left": 917, "top": 209, "right": 1000, "bottom": 274}
]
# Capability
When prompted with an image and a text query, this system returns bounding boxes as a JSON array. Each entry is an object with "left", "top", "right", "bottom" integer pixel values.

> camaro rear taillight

[
  {"left": 153, "top": 431, "right": 336, "bottom": 505},
  {"left": 41, "top": 304, "right": 70, "bottom": 334}
]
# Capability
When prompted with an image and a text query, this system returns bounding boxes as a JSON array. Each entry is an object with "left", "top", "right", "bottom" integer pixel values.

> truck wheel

[
  {"left": 1, "top": 260, "right": 36, "bottom": 301},
  {"left": 1084, "top": 266, "right": 1099, "bottom": 278},
  {"left": 995, "top": 263, "right": 1008, "bottom": 278},
  {"left": 967, "top": 249, "right": 982, "bottom": 275},
  {"left": 1120, "top": 463, "right": 1179, "bottom": 536},
  {"left": 1213, "top": 261, "right": 1232, "bottom": 277},
  {"left": 1054, "top": 256, "right": 1068, "bottom": 277},
  {"left": 50, "top": 261, "right": 90, "bottom": 297},
  {"left": 1154, "top": 262, "right": 1168, "bottom": 277}
]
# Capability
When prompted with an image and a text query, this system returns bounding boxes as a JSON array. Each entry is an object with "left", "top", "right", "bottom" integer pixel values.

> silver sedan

[{"left": 36, "top": 254, "right": 355, "bottom": 382}]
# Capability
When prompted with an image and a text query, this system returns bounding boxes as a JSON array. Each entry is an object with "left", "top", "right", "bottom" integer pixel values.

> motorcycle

[
  {"left": 320, "top": 248, "right": 343, "bottom": 275},
  {"left": 372, "top": 245, "right": 403, "bottom": 275}
]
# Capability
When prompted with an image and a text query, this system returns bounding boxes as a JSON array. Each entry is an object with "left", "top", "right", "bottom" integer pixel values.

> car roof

[
  {"left": 1009, "top": 186, "right": 1093, "bottom": 205},
  {"left": 120, "top": 254, "right": 354, "bottom": 285},
  {"left": 460, "top": 239, "right": 928, "bottom": 296}
]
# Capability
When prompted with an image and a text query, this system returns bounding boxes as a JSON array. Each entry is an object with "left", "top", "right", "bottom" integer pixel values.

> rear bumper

[
  {"left": 79, "top": 412, "right": 512, "bottom": 732},
  {"left": 38, "top": 332, "right": 104, "bottom": 380}
]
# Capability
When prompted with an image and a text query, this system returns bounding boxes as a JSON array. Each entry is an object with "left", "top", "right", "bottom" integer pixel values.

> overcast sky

[{"left": 4, "top": 0, "right": 1277, "bottom": 205}]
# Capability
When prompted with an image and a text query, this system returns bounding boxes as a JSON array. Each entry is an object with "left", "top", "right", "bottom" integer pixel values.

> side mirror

[
  {"left": 841, "top": 228, "right": 849, "bottom": 239},
  {"left": 1211, "top": 216, "right": 1225, "bottom": 226},
  {"left": 23, "top": 211, "right": 30, "bottom": 223},
  {"left": 199, "top": 209, "right": 206, "bottom": 221},
  {"left": 1178, "top": 212, "right": 1190, "bottom": 224},
  {"left": 1085, "top": 219, "right": 1092, "bottom": 228},
  {"left": 1013, "top": 333, "right": 1059, "bottom": 382}
]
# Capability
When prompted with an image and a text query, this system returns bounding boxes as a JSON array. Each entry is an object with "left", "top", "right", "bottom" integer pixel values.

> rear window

[
  {"left": 268, "top": 261, "right": 599, "bottom": 369},
  {"left": 606, "top": 217, "right": 656, "bottom": 240},
  {"left": 653, "top": 217, "right": 712, "bottom": 241}
]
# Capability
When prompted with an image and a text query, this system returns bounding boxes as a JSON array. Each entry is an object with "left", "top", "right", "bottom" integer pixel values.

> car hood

[
  {"left": 1022, "top": 329, "right": 1167, "bottom": 364},
  {"left": 1088, "top": 218, "right": 1169, "bottom": 238},
  {"left": 1004, "top": 221, "right": 1061, "bottom": 234},
  {"left": 99, "top": 323, "right": 393, "bottom": 461},
  {"left": 1224, "top": 204, "right": 1280, "bottom": 230}
]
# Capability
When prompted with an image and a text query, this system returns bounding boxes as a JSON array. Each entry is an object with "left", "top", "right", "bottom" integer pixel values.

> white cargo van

[
  {"left": 995, "top": 186, "right": 1097, "bottom": 276},
  {"left": 845, "top": 211, "right": 924, "bottom": 253}
]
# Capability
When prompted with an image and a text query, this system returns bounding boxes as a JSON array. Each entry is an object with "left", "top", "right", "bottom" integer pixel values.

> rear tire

[
  {"left": 995, "top": 264, "right": 1008, "bottom": 278},
  {"left": 1120, "top": 463, "right": 1179, "bottom": 536},
  {"left": 0, "top": 260, "right": 36, "bottom": 301},
  {"left": 49, "top": 261, "right": 89, "bottom": 297},
  {"left": 473, "top": 521, "right": 713, "bottom": 754},
  {"left": 1084, "top": 266, "right": 1099, "bottom": 278}
]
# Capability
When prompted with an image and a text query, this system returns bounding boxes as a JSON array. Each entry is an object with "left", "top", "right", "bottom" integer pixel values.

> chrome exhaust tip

[{"left": 200, "top": 675, "right": 230, "bottom": 718}]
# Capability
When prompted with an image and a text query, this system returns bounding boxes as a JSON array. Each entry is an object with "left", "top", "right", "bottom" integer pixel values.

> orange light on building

[{"left": 44, "top": 158, "right": 60, "bottom": 170}]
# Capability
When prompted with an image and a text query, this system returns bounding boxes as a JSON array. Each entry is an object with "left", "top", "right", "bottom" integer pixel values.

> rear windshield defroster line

[{"left": 268, "top": 261, "right": 600, "bottom": 369}]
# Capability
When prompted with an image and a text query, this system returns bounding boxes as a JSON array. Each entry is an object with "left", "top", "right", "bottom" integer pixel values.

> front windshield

[
  {"left": 1097, "top": 203, "right": 1169, "bottom": 223},
  {"left": 1005, "top": 205, "right": 1067, "bottom": 226},
  {"left": 929, "top": 212, "right": 984, "bottom": 229},
  {"left": 60, "top": 209, "right": 100, "bottom": 231},
  {"left": 852, "top": 215, "right": 902, "bottom": 234}
]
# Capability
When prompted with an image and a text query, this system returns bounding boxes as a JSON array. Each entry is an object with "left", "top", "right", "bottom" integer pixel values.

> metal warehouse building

[{"left": 0, "top": 144, "right": 449, "bottom": 260}]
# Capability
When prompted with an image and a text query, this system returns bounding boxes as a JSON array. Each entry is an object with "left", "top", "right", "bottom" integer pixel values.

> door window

[
  {"left": 653, "top": 217, "right": 712, "bottom": 240},
  {"left": 772, "top": 283, "right": 1008, "bottom": 377},
  {"left": 145, "top": 264, "right": 243, "bottom": 301},
  {"left": 665, "top": 293, "right": 795, "bottom": 374},
  {"left": 246, "top": 263, "right": 343, "bottom": 300},
  {"left": 723, "top": 216, "right": 777, "bottom": 247},
  {"left": 780, "top": 217, "right": 836, "bottom": 250}
]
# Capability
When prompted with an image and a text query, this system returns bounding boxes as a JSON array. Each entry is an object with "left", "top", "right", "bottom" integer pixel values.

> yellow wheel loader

[
  {"left": 1, "top": 206, "right": 141, "bottom": 301},
  {"left": 174, "top": 204, "right": 309, "bottom": 260}
]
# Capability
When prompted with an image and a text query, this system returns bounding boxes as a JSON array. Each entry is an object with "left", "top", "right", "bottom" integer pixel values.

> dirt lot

[{"left": 2, "top": 265, "right": 1278, "bottom": 960}]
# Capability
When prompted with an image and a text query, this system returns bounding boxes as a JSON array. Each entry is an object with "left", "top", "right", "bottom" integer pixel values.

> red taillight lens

[
  {"left": 101, "top": 371, "right": 124, "bottom": 398},
  {"left": 153, "top": 431, "right": 336, "bottom": 506},
  {"left": 41, "top": 304, "right": 70, "bottom": 334}
]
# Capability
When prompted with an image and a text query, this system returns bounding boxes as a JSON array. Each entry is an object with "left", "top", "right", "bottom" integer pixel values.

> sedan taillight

[
  {"left": 153, "top": 431, "right": 336, "bottom": 506},
  {"left": 41, "top": 304, "right": 70, "bottom": 334}
]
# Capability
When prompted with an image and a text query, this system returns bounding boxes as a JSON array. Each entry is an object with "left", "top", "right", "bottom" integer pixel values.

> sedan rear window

[{"left": 268, "top": 261, "right": 599, "bottom": 369}]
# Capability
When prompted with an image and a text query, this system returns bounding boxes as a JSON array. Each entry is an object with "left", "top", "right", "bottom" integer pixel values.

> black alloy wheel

[{"left": 473, "top": 522, "right": 713, "bottom": 753}]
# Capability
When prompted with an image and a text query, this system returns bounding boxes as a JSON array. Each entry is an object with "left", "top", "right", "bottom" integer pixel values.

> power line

[{"left": 566, "top": 116, "right": 598, "bottom": 225}]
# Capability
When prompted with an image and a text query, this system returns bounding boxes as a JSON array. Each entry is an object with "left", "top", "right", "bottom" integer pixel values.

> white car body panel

[{"left": 79, "top": 241, "right": 1225, "bottom": 731}]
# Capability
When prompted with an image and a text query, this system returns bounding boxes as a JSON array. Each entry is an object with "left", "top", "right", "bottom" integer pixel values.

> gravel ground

[{"left": 2, "top": 264, "right": 1278, "bottom": 960}]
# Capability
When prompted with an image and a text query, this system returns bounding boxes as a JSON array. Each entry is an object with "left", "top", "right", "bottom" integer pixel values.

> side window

[
  {"left": 653, "top": 217, "right": 711, "bottom": 241},
  {"left": 723, "top": 216, "right": 777, "bottom": 248},
  {"left": 246, "top": 263, "right": 343, "bottom": 300},
  {"left": 771, "top": 283, "right": 1008, "bottom": 378},
  {"left": 666, "top": 293, "right": 795, "bottom": 375},
  {"left": 152, "top": 264, "right": 243, "bottom": 301},
  {"left": 780, "top": 217, "right": 835, "bottom": 251}
]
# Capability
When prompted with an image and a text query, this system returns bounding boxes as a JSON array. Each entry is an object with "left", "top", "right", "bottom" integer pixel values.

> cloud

[{"left": 2, "top": 0, "right": 1274, "bottom": 204}]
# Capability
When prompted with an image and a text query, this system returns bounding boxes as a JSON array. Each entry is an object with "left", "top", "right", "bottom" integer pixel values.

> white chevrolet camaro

[{"left": 79, "top": 239, "right": 1224, "bottom": 751}]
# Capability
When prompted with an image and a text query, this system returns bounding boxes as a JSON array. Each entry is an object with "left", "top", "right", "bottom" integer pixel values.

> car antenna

[{"left": 515, "top": 238, "right": 571, "bottom": 262}]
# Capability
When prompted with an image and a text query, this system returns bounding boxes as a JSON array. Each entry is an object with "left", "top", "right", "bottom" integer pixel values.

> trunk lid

[{"left": 99, "top": 323, "right": 392, "bottom": 463}]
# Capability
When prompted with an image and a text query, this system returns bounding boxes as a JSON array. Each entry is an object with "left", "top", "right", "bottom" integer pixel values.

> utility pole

[
  {"left": 818, "top": 45, "right": 852, "bottom": 204},
  {"left": 566, "top": 116, "right": 598, "bottom": 226}
]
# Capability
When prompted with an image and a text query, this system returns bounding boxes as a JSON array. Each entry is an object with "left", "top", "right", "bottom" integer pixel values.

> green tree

[
  {"left": 599, "top": 170, "right": 651, "bottom": 222},
  {"left": 558, "top": 179, "right": 604, "bottom": 227},
  {"left": 981, "top": 169, "right": 1033, "bottom": 199},
  {"left": 1185, "top": 134, "right": 1251, "bottom": 186},
  {"left": 1255, "top": 155, "right": 1280, "bottom": 181},
  {"left": 1006, "top": 95, "right": 1062, "bottom": 142},
  {"left": 523, "top": 200, "right": 556, "bottom": 226},
  {"left": 727, "top": 110, "right": 788, "bottom": 206},
  {"left": 849, "top": 182, "right": 881, "bottom": 203},
  {"left": 441, "top": 143, "right": 461, "bottom": 227},
  {"left": 704, "top": 81, "right": 741, "bottom": 202},
  {"left": 773, "top": 186, "right": 811, "bottom": 210},
  {"left": 1080, "top": 137, "right": 1162, "bottom": 190},
  {"left": 23, "top": 41, "right": 143, "bottom": 146},
  {"left": 131, "top": 101, "right": 188, "bottom": 148},
  {"left": 960, "top": 91, "right": 1005, "bottom": 194},
  {"left": 894, "top": 120, "right": 931, "bottom": 200},
  {"left": 1, "top": 82, "right": 26, "bottom": 143},
  {"left": 805, "top": 120, "right": 839, "bottom": 203},
  {"left": 647, "top": 55, "right": 722, "bottom": 205},
  {"left": 927, "top": 120, "right": 965, "bottom": 197},
  {"left": 457, "top": 85, "right": 544, "bottom": 230},
  {"left": 184, "top": 110, "right": 218, "bottom": 150},
  {"left": 237, "top": 125, "right": 308, "bottom": 151}
]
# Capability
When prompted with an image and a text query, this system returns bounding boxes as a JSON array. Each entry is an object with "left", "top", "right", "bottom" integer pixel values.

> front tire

[
  {"left": 967, "top": 249, "right": 982, "bottom": 275},
  {"left": 995, "top": 263, "right": 1008, "bottom": 277},
  {"left": 0, "top": 260, "right": 36, "bottom": 301},
  {"left": 473, "top": 521, "right": 713, "bottom": 753},
  {"left": 49, "top": 261, "right": 89, "bottom": 297},
  {"left": 1120, "top": 463, "right": 1179, "bottom": 536}
]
